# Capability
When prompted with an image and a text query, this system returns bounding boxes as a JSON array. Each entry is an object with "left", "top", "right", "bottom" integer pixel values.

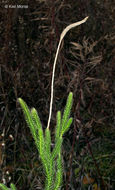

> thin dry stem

[{"left": 47, "top": 16, "right": 89, "bottom": 129}]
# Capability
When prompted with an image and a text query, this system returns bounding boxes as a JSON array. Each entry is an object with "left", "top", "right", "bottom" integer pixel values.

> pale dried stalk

[{"left": 47, "top": 16, "right": 89, "bottom": 129}]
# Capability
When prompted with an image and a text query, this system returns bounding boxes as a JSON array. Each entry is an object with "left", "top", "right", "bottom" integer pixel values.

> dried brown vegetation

[{"left": 0, "top": 0, "right": 115, "bottom": 189}]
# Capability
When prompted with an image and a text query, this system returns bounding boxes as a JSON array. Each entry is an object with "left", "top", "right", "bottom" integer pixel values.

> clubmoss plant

[
  {"left": 18, "top": 91, "right": 73, "bottom": 190},
  {"left": 0, "top": 17, "right": 88, "bottom": 190}
]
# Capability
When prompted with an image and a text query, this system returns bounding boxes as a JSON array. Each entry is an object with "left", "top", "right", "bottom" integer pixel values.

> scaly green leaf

[{"left": 55, "top": 111, "right": 61, "bottom": 143}]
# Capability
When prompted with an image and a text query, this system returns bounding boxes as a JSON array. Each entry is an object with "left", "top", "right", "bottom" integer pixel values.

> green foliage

[
  {"left": 55, "top": 111, "right": 61, "bottom": 143},
  {"left": 0, "top": 184, "right": 9, "bottom": 190},
  {"left": 54, "top": 153, "right": 63, "bottom": 190},
  {"left": 61, "top": 92, "right": 73, "bottom": 137},
  {"left": 10, "top": 184, "right": 17, "bottom": 190},
  {"left": 0, "top": 92, "right": 73, "bottom": 190},
  {"left": 19, "top": 92, "right": 73, "bottom": 190},
  {"left": 0, "top": 183, "right": 17, "bottom": 190}
]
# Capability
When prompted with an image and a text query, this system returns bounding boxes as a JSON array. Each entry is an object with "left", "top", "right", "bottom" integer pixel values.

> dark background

[{"left": 0, "top": 0, "right": 115, "bottom": 189}]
